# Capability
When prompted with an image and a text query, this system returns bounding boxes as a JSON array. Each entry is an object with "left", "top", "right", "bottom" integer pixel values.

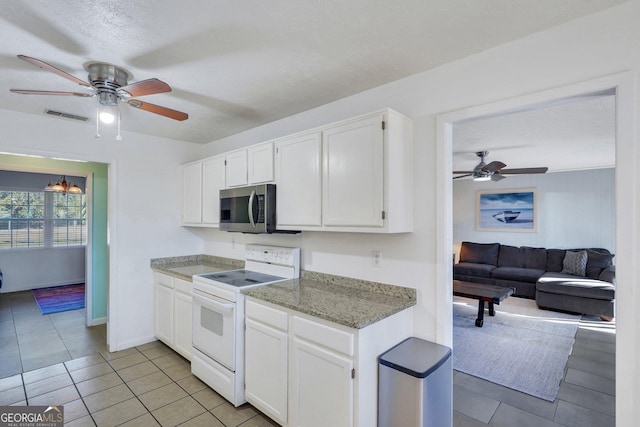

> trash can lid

[{"left": 379, "top": 337, "right": 451, "bottom": 378}]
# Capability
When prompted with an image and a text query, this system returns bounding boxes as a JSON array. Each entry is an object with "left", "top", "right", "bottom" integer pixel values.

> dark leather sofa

[{"left": 453, "top": 241, "right": 615, "bottom": 319}]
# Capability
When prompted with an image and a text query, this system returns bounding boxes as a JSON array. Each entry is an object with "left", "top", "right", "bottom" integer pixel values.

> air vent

[{"left": 45, "top": 109, "right": 90, "bottom": 122}]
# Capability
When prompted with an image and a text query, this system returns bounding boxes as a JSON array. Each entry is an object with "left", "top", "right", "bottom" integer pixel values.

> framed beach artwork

[{"left": 476, "top": 188, "right": 537, "bottom": 232}]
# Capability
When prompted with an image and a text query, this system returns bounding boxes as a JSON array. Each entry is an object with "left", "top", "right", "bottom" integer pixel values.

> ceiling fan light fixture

[
  {"left": 99, "top": 110, "right": 115, "bottom": 124},
  {"left": 473, "top": 175, "right": 492, "bottom": 182}
]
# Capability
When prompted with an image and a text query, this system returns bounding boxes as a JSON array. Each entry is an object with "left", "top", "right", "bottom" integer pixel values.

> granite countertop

[
  {"left": 242, "top": 271, "right": 416, "bottom": 329},
  {"left": 150, "top": 254, "right": 243, "bottom": 282}
]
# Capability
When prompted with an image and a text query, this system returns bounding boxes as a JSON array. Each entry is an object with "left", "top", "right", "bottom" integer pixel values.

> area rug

[
  {"left": 453, "top": 296, "right": 580, "bottom": 401},
  {"left": 32, "top": 283, "right": 85, "bottom": 315}
]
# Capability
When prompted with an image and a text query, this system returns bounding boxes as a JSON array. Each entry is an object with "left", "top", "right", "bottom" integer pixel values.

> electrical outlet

[
  {"left": 232, "top": 237, "right": 236, "bottom": 249},
  {"left": 372, "top": 250, "right": 382, "bottom": 267}
]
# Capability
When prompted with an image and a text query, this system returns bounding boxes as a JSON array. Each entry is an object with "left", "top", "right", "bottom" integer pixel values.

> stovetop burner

[{"left": 199, "top": 269, "right": 286, "bottom": 288}]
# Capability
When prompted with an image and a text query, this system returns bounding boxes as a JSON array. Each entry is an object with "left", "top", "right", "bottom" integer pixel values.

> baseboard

[
  {"left": 87, "top": 316, "right": 107, "bottom": 327},
  {"left": 109, "top": 334, "right": 158, "bottom": 352}
]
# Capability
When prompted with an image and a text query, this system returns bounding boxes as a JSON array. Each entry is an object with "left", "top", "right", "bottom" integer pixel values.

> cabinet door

[
  {"left": 173, "top": 291, "right": 192, "bottom": 360},
  {"left": 181, "top": 162, "right": 203, "bottom": 224},
  {"left": 245, "top": 318, "right": 288, "bottom": 425},
  {"left": 322, "top": 115, "right": 384, "bottom": 227},
  {"left": 292, "top": 337, "right": 354, "bottom": 427},
  {"left": 225, "top": 150, "right": 248, "bottom": 187},
  {"left": 275, "top": 132, "right": 322, "bottom": 227},
  {"left": 248, "top": 142, "right": 274, "bottom": 184},
  {"left": 154, "top": 284, "right": 174, "bottom": 345},
  {"left": 202, "top": 155, "right": 226, "bottom": 225}
]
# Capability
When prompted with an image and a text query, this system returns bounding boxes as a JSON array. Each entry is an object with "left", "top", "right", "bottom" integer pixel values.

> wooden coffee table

[{"left": 453, "top": 280, "right": 515, "bottom": 327}]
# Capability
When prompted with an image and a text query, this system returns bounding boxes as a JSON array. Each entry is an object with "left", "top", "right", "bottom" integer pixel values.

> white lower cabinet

[
  {"left": 153, "top": 272, "right": 193, "bottom": 360},
  {"left": 245, "top": 297, "right": 412, "bottom": 427}
]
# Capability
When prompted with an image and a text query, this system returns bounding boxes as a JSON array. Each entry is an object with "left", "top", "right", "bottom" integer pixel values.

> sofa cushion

[
  {"left": 459, "top": 242, "right": 500, "bottom": 266},
  {"left": 546, "top": 249, "right": 566, "bottom": 272},
  {"left": 498, "top": 245, "right": 521, "bottom": 267},
  {"left": 491, "top": 266, "right": 545, "bottom": 283},
  {"left": 562, "top": 250, "right": 588, "bottom": 276},
  {"left": 521, "top": 246, "right": 547, "bottom": 270},
  {"left": 537, "top": 272, "right": 615, "bottom": 300},
  {"left": 454, "top": 262, "right": 496, "bottom": 278},
  {"left": 585, "top": 250, "right": 615, "bottom": 280}
]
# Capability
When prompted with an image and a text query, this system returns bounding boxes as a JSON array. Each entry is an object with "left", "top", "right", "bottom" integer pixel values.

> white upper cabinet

[
  {"left": 181, "top": 161, "right": 203, "bottom": 225},
  {"left": 323, "top": 114, "right": 384, "bottom": 228},
  {"left": 225, "top": 149, "right": 248, "bottom": 187},
  {"left": 248, "top": 142, "right": 274, "bottom": 184},
  {"left": 275, "top": 131, "right": 323, "bottom": 229},
  {"left": 202, "top": 155, "right": 226, "bottom": 225}
]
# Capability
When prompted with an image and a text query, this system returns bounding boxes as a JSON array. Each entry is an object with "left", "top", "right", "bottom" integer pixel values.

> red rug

[{"left": 32, "top": 283, "right": 85, "bottom": 315}]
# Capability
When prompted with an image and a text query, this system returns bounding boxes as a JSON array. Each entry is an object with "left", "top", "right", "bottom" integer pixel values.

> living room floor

[
  {"left": 453, "top": 314, "right": 616, "bottom": 427},
  {"left": 1, "top": 290, "right": 615, "bottom": 426}
]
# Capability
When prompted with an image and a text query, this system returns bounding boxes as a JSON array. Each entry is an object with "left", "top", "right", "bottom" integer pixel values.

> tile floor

[
  {"left": 0, "top": 290, "right": 107, "bottom": 377},
  {"left": 1, "top": 290, "right": 616, "bottom": 427},
  {"left": 453, "top": 315, "right": 616, "bottom": 426}
]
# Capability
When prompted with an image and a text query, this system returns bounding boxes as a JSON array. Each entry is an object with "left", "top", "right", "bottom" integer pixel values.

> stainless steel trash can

[{"left": 378, "top": 337, "right": 452, "bottom": 427}]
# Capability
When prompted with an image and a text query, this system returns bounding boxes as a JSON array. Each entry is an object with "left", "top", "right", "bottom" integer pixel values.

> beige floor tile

[
  {"left": 117, "top": 413, "right": 160, "bottom": 427},
  {"left": 176, "top": 375, "right": 207, "bottom": 395},
  {"left": 69, "top": 362, "right": 114, "bottom": 383},
  {"left": 238, "top": 413, "right": 281, "bottom": 427},
  {"left": 138, "top": 345, "right": 174, "bottom": 360},
  {"left": 138, "top": 382, "right": 188, "bottom": 412},
  {"left": 22, "top": 363, "right": 67, "bottom": 384},
  {"left": 92, "top": 398, "right": 148, "bottom": 427},
  {"left": 25, "top": 372, "right": 73, "bottom": 398},
  {"left": 83, "top": 383, "right": 134, "bottom": 413},
  {"left": 210, "top": 402, "right": 258, "bottom": 427},
  {"left": 65, "top": 354, "right": 106, "bottom": 372},
  {"left": 27, "top": 384, "right": 80, "bottom": 406},
  {"left": 151, "top": 396, "right": 206, "bottom": 427},
  {"left": 135, "top": 340, "right": 166, "bottom": 352},
  {"left": 190, "top": 388, "right": 226, "bottom": 410},
  {"left": 100, "top": 347, "right": 140, "bottom": 361},
  {"left": 162, "top": 363, "right": 192, "bottom": 382},
  {"left": 151, "top": 353, "right": 187, "bottom": 370},
  {"left": 126, "top": 371, "right": 173, "bottom": 396},
  {"left": 76, "top": 372, "right": 123, "bottom": 397},
  {"left": 0, "top": 385, "right": 26, "bottom": 405},
  {"left": 178, "top": 411, "right": 225, "bottom": 427},
  {"left": 22, "top": 349, "right": 73, "bottom": 372},
  {"left": 108, "top": 352, "right": 148, "bottom": 371},
  {"left": 63, "top": 414, "right": 96, "bottom": 427},
  {"left": 117, "top": 361, "right": 161, "bottom": 382},
  {"left": 64, "top": 398, "right": 90, "bottom": 422}
]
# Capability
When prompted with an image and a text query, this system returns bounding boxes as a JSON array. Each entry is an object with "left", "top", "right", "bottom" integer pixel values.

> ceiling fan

[
  {"left": 453, "top": 151, "right": 548, "bottom": 182},
  {"left": 9, "top": 55, "right": 189, "bottom": 124}
]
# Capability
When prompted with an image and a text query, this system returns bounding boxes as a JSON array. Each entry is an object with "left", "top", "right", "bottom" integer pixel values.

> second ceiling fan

[{"left": 453, "top": 151, "right": 548, "bottom": 182}]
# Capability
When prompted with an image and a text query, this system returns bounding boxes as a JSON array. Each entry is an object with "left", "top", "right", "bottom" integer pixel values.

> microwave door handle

[{"left": 248, "top": 189, "right": 257, "bottom": 229}]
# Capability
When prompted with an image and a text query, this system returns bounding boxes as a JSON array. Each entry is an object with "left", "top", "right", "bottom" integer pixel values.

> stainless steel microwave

[{"left": 219, "top": 184, "right": 278, "bottom": 233}]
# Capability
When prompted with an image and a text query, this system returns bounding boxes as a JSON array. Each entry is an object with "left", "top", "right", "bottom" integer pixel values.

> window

[{"left": 0, "top": 190, "right": 86, "bottom": 249}]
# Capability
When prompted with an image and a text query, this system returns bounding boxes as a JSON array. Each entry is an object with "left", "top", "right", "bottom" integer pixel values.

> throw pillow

[
  {"left": 585, "top": 250, "right": 615, "bottom": 280},
  {"left": 562, "top": 250, "right": 588, "bottom": 277}
]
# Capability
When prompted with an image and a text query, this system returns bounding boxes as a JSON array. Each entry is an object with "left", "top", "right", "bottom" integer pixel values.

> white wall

[
  {"left": 0, "top": 247, "right": 85, "bottom": 293},
  {"left": 453, "top": 168, "right": 616, "bottom": 254},
  {"left": 196, "top": 3, "right": 640, "bottom": 423},
  {"left": 0, "top": 109, "right": 204, "bottom": 350}
]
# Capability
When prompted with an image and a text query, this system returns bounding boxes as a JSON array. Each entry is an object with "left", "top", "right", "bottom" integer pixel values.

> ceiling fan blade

[
  {"left": 453, "top": 174, "right": 472, "bottom": 180},
  {"left": 118, "top": 78, "right": 171, "bottom": 98},
  {"left": 482, "top": 161, "right": 506, "bottom": 173},
  {"left": 491, "top": 173, "right": 506, "bottom": 182},
  {"left": 127, "top": 99, "right": 188, "bottom": 121},
  {"left": 17, "top": 55, "right": 91, "bottom": 88},
  {"left": 500, "top": 167, "right": 548, "bottom": 175},
  {"left": 10, "top": 89, "right": 93, "bottom": 97},
  {"left": 452, "top": 171, "right": 473, "bottom": 174}
]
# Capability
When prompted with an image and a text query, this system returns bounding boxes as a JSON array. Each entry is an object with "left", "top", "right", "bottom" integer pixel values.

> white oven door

[{"left": 192, "top": 289, "right": 236, "bottom": 371}]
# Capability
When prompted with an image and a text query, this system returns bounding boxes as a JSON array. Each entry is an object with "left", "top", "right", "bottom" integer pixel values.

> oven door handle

[
  {"left": 248, "top": 189, "right": 257, "bottom": 229},
  {"left": 192, "top": 290, "right": 234, "bottom": 312}
]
